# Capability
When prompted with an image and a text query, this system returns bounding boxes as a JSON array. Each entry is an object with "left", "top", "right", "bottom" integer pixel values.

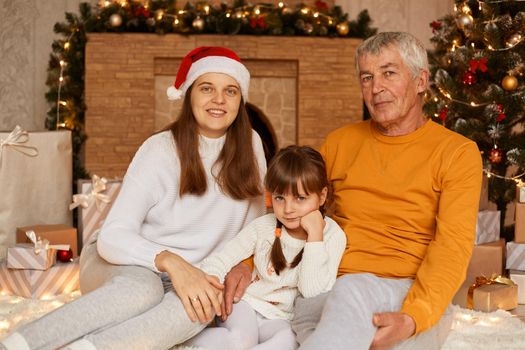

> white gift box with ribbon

[
  {"left": 71, "top": 176, "right": 121, "bottom": 251},
  {"left": 0, "top": 259, "right": 80, "bottom": 299},
  {"left": 475, "top": 210, "right": 500, "bottom": 245},
  {"left": 7, "top": 231, "right": 70, "bottom": 270},
  {"left": 0, "top": 126, "right": 72, "bottom": 260}
]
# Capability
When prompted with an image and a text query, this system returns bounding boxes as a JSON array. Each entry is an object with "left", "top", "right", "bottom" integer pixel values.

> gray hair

[{"left": 355, "top": 32, "right": 429, "bottom": 78}]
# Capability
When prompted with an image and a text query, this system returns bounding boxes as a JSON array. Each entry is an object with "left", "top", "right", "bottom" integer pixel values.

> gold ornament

[
  {"left": 502, "top": 75, "right": 518, "bottom": 91},
  {"left": 192, "top": 17, "right": 205, "bottom": 31},
  {"left": 456, "top": 13, "right": 473, "bottom": 30},
  {"left": 336, "top": 22, "right": 349, "bottom": 36},
  {"left": 109, "top": 13, "right": 123, "bottom": 27},
  {"left": 506, "top": 33, "right": 522, "bottom": 48}
]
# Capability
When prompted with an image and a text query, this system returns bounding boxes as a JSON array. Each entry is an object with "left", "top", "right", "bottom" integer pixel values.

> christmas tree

[{"left": 425, "top": 0, "right": 525, "bottom": 233}]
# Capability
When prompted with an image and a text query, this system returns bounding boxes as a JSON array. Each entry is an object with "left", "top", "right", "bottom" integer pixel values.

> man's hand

[
  {"left": 221, "top": 261, "right": 252, "bottom": 321},
  {"left": 370, "top": 312, "right": 415, "bottom": 350}
]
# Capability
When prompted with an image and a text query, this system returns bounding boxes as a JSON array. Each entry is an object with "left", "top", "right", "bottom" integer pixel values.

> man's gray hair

[{"left": 356, "top": 32, "right": 429, "bottom": 78}]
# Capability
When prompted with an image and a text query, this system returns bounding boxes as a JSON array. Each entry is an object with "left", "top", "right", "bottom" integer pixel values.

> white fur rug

[{"left": 1, "top": 294, "right": 524, "bottom": 349}]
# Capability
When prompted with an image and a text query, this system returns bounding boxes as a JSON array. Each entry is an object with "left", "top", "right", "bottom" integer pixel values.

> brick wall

[{"left": 85, "top": 34, "right": 362, "bottom": 177}]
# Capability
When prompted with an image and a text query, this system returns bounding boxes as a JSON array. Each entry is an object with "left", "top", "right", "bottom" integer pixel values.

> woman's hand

[
  {"left": 300, "top": 209, "right": 325, "bottom": 242},
  {"left": 155, "top": 250, "right": 224, "bottom": 324}
]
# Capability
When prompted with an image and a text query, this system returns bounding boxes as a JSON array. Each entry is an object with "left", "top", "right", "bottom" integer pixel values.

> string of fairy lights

[
  {"left": 429, "top": 1, "right": 525, "bottom": 184},
  {"left": 53, "top": 0, "right": 356, "bottom": 133}
]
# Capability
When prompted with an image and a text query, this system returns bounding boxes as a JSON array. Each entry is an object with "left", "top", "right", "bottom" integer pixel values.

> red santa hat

[{"left": 167, "top": 46, "right": 250, "bottom": 101}]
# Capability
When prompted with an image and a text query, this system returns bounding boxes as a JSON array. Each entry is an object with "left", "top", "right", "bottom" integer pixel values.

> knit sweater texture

[
  {"left": 97, "top": 130, "right": 266, "bottom": 271},
  {"left": 321, "top": 119, "right": 482, "bottom": 334},
  {"left": 200, "top": 213, "right": 346, "bottom": 320}
]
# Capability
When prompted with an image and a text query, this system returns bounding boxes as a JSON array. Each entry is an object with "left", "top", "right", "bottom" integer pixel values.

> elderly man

[
  {"left": 223, "top": 31, "right": 482, "bottom": 349},
  {"left": 288, "top": 31, "right": 482, "bottom": 350}
]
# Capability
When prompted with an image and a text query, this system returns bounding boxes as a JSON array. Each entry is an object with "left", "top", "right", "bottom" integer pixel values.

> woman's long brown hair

[
  {"left": 265, "top": 145, "right": 329, "bottom": 275},
  {"left": 166, "top": 86, "right": 262, "bottom": 200}
]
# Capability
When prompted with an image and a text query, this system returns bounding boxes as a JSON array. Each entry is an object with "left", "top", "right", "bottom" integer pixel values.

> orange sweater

[{"left": 320, "top": 119, "right": 482, "bottom": 334}]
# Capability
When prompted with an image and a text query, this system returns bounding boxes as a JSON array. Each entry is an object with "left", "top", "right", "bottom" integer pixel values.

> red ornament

[
  {"left": 57, "top": 249, "right": 73, "bottom": 263},
  {"left": 430, "top": 21, "right": 442, "bottom": 32},
  {"left": 438, "top": 107, "right": 449, "bottom": 122},
  {"left": 469, "top": 57, "right": 488, "bottom": 73},
  {"left": 249, "top": 17, "right": 267, "bottom": 29},
  {"left": 133, "top": 6, "right": 150, "bottom": 18},
  {"left": 496, "top": 103, "right": 506, "bottom": 122},
  {"left": 462, "top": 71, "right": 477, "bottom": 85},
  {"left": 314, "top": 0, "right": 329, "bottom": 10},
  {"left": 488, "top": 147, "right": 504, "bottom": 164}
]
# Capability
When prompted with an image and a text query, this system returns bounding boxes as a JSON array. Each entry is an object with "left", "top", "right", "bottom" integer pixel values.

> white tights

[{"left": 184, "top": 300, "right": 297, "bottom": 350}]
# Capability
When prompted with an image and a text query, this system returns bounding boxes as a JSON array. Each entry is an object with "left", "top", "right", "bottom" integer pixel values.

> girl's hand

[
  {"left": 155, "top": 251, "right": 224, "bottom": 324},
  {"left": 300, "top": 210, "right": 325, "bottom": 242}
]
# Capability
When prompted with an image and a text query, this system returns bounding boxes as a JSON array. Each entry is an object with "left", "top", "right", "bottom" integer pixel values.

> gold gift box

[{"left": 473, "top": 283, "right": 518, "bottom": 312}]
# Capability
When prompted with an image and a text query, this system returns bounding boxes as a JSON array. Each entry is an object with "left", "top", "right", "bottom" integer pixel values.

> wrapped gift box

[
  {"left": 16, "top": 225, "right": 78, "bottom": 258},
  {"left": 479, "top": 174, "right": 489, "bottom": 211},
  {"left": 0, "top": 127, "right": 72, "bottom": 260},
  {"left": 7, "top": 244, "right": 56, "bottom": 270},
  {"left": 472, "top": 282, "right": 518, "bottom": 312},
  {"left": 518, "top": 186, "right": 525, "bottom": 203},
  {"left": 507, "top": 241, "right": 525, "bottom": 270},
  {"left": 75, "top": 178, "right": 122, "bottom": 251},
  {"left": 475, "top": 210, "right": 500, "bottom": 245},
  {"left": 510, "top": 270, "right": 525, "bottom": 304},
  {"left": 515, "top": 203, "right": 525, "bottom": 243},
  {"left": 452, "top": 278, "right": 518, "bottom": 312},
  {"left": 466, "top": 239, "right": 504, "bottom": 284},
  {"left": 0, "top": 260, "right": 79, "bottom": 299}
]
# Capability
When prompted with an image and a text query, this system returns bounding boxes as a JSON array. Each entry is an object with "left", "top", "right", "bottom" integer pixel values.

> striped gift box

[
  {"left": 507, "top": 241, "right": 525, "bottom": 270},
  {"left": 7, "top": 243, "right": 56, "bottom": 270},
  {"left": 77, "top": 179, "right": 121, "bottom": 251},
  {"left": 0, "top": 260, "right": 79, "bottom": 299}
]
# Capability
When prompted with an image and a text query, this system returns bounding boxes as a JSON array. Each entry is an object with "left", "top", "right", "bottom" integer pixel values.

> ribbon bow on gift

[
  {"left": 0, "top": 125, "right": 39, "bottom": 169},
  {"left": 467, "top": 274, "right": 517, "bottom": 309},
  {"left": 69, "top": 175, "right": 112, "bottom": 211},
  {"left": 25, "top": 230, "right": 70, "bottom": 255}
]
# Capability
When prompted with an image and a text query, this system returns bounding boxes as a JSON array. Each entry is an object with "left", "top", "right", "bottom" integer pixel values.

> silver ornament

[{"left": 456, "top": 13, "right": 473, "bottom": 30}]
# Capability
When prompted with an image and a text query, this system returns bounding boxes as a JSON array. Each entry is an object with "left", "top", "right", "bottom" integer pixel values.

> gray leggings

[
  {"left": 292, "top": 273, "right": 453, "bottom": 350},
  {"left": 2, "top": 240, "right": 205, "bottom": 350}
]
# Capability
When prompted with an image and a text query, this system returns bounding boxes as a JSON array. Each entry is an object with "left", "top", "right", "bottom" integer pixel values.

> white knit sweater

[
  {"left": 200, "top": 214, "right": 347, "bottom": 320},
  {"left": 97, "top": 130, "right": 267, "bottom": 272}
]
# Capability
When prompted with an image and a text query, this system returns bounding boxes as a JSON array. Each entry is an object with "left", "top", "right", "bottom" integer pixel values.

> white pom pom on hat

[{"left": 166, "top": 46, "right": 250, "bottom": 101}]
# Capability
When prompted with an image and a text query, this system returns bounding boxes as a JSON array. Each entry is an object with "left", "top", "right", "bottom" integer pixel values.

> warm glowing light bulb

[
  {"left": 226, "top": 12, "right": 231, "bottom": 18},
  {"left": 59, "top": 60, "right": 65, "bottom": 66},
  {"left": 104, "top": 0, "right": 111, "bottom": 7},
  {"left": 64, "top": 42, "right": 70, "bottom": 50},
  {"left": 59, "top": 76, "right": 64, "bottom": 82},
  {"left": 313, "top": 12, "right": 319, "bottom": 18},
  {"left": 301, "top": 7, "right": 309, "bottom": 14},
  {"left": 254, "top": 6, "right": 261, "bottom": 15},
  {"left": 470, "top": 101, "right": 476, "bottom": 106},
  {"left": 59, "top": 101, "right": 67, "bottom": 106},
  {"left": 278, "top": 2, "right": 284, "bottom": 7},
  {"left": 434, "top": 97, "right": 439, "bottom": 102}
]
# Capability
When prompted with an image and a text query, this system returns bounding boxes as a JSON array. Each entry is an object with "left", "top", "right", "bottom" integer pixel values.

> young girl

[
  {"left": 1, "top": 47, "right": 266, "bottom": 350},
  {"left": 184, "top": 145, "right": 347, "bottom": 350}
]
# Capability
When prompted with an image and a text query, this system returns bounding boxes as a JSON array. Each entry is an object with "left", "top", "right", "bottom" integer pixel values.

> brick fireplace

[{"left": 85, "top": 33, "right": 362, "bottom": 177}]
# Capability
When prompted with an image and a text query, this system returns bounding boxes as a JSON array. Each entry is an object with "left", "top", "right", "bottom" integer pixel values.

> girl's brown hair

[
  {"left": 166, "top": 85, "right": 263, "bottom": 200},
  {"left": 265, "top": 145, "right": 329, "bottom": 275}
]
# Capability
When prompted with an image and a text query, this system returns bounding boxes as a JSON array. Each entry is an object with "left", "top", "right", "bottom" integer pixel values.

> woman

[{"left": 1, "top": 47, "right": 266, "bottom": 350}]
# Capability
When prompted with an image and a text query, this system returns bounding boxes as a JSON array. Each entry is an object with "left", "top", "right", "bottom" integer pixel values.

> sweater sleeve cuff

[{"left": 401, "top": 299, "right": 433, "bottom": 334}]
